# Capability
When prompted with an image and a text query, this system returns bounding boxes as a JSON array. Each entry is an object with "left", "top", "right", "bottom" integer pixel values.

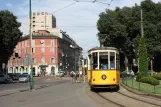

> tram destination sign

[{"left": 99, "top": 52, "right": 108, "bottom": 55}]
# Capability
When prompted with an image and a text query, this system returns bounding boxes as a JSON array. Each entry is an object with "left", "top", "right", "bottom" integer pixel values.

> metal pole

[
  {"left": 141, "top": 9, "right": 144, "bottom": 38},
  {"left": 138, "top": 58, "right": 139, "bottom": 72},
  {"left": 151, "top": 59, "right": 153, "bottom": 72},
  {"left": 74, "top": 50, "right": 76, "bottom": 72},
  {"left": 29, "top": 0, "right": 34, "bottom": 90}
]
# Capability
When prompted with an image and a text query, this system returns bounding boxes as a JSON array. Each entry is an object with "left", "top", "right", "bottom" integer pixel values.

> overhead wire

[
  {"left": 94, "top": 0, "right": 114, "bottom": 10},
  {"left": 52, "top": 1, "right": 78, "bottom": 14},
  {"left": 21, "top": 0, "right": 116, "bottom": 27}
]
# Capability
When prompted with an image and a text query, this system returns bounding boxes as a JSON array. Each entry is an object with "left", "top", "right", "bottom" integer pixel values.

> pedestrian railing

[{"left": 121, "top": 74, "right": 161, "bottom": 94}]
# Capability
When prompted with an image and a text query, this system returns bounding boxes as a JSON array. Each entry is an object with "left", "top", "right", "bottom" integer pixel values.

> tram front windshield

[
  {"left": 92, "top": 52, "right": 116, "bottom": 70},
  {"left": 99, "top": 52, "right": 108, "bottom": 70}
]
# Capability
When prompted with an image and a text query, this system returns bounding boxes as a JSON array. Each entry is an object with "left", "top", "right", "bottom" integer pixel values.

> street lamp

[
  {"left": 150, "top": 56, "right": 154, "bottom": 72},
  {"left": 29, "top": 0, "right": 34, "bottom": 90}
]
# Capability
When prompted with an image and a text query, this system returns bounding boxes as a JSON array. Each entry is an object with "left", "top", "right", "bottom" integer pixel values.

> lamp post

[
  {"left": 150, "top": 56, "right": 154, "bottom": 72},
  {"left": 74, "top": 48, "right": 76, "bottom": 72},
  {"left": 29, "top": 0, "right": 34, "bottom": 90}
]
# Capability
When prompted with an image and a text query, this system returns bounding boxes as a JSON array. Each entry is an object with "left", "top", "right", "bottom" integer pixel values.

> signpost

[{"left": 2, "top": 63, "right": 5, "bottom": 73}]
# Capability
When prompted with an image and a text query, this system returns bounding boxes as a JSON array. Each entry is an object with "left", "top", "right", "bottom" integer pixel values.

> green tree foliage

[
  {"left": 0, "top": 10, "right": 22, "bottom": 67},
  {"left": 139, "top": 37, "right": 148, "bottom": 76},
  {"left": 97, "top": 0, "right": 161, "bottom": 65}
]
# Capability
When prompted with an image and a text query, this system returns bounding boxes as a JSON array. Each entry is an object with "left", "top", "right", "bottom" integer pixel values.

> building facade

[
  {"left": 32, "top": 12, "right": 56, "bottom": 33},
  {"left": 8, "top": 30, "right": 82, "bottom": 76}
]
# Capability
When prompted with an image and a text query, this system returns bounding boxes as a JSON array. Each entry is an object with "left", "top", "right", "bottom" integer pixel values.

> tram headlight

[{"left": 102, "top": 74, "right": 106, "bottom": 80}]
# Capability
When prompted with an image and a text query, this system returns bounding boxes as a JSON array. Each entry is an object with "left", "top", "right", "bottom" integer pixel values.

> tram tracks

[
  {"left": 117, "top": 91, "right": 161, "bottom": 107},
  {"left": 96, "top": 92, "right": 125, "bottom": 107},
  {"left": 96, "top": 90, "right": 161, "bottom": 107}
]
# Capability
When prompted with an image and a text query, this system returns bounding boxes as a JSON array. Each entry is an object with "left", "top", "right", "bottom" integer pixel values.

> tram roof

[{"left": 88, "top": 46, "right": 118, "bottom": 52}]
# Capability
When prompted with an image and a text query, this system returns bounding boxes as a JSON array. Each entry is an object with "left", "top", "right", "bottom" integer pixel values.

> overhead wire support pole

[
  {"left": 141, "top": 9, "right": 144, "bottom": 38},
  {"left": 29, "top": 0, "right": 34, "bottom": 90}
]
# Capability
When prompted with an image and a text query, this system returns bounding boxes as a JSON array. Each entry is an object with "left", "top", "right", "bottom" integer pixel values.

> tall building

[
  {"left": 32, "top": 12, "right": 56, "bottom": 33},
  {"left": 8, "top": 30, "right": 82, "bottom": 76},
  {"left": 7, "top": 12, "right": 82, "bottom": 76}
]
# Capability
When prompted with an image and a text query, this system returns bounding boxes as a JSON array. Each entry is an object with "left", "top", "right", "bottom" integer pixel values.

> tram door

[{"left": 88, "top": 54, "right": 92, "bottom": 83}]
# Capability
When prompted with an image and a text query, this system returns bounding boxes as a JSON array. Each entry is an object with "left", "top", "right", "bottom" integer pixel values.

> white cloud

[
  {"left": 14, "top": 0, "right": 161, "bottom": 54},
  {"left": 6, "top": 3, "right": 12, "bottom": 7}
]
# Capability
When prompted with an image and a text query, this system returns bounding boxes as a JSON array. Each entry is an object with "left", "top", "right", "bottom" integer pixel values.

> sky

[{"left": 1, "top": 0, "right": 161, "bottom": 56}]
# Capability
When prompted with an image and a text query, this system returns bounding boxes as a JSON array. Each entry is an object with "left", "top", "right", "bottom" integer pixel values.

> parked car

[
  {"left": 19, "top": 74, "right": 30, "bottom": 83},
  {"left": 8, "top": 73, "right": 19, "bottom": 80},
  {"left": 22, "top": 73, "right": 29, "bottom": 75},
  {"left": 0, "top": 74, "right": 13, "bottom": 83},
  {"left": 6, "top": 75, "right": 13, "bottom": 83},
  {"left": 57, "top": 71, "right": 64, "bottom": 77}
]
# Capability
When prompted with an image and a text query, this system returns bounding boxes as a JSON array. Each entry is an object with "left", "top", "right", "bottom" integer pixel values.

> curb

[{"left": 120, "top": 82, "right": 161, "bottom": 99}]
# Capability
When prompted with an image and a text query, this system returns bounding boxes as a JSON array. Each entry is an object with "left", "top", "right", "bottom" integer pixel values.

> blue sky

[{"left": 1, "top": 0, "right": 160, "bottom": 56}]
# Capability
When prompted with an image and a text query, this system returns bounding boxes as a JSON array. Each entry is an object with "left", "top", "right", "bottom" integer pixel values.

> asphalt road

[
  {"left": 0, "top": 79, "right": 99, "bottom": 107},
  {"left": 0, "top": 77, "right": 61, "bottom": 92},
  {"left": 2, "top": 77, "right": 159, "bottom": 107}
]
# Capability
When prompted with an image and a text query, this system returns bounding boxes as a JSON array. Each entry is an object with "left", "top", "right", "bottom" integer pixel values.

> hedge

[
  {"left": 136, "top": 72, "right": 143, "bottom": 81},
  {"left": 152, "top": 74, "right": 161, "bottom": 80},
  {"left": 120, "top": 72, "right": 127, "bottom": 78},
  {"left": 139, "top": 76, "right": 159, "bottom": 86}
]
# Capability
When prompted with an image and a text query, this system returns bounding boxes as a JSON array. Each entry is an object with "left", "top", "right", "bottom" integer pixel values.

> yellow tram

[{"left": 87, "top": 47, "right": 120, "bottom": 91}]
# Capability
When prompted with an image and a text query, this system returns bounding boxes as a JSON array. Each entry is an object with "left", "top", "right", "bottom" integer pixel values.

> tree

[
  {"left": 139, "top": 37, "right": 148, "bottom": 76},
  {"left": 0, "top": 10, "right": 22, "bottom": 69},
  {"left": 97, "top": 0, "right": 161, "bottom": 71}
]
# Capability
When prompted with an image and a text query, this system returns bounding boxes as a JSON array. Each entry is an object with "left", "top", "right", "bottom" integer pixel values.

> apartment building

[
  {"left": 7, "top": 11, "right": 82, "bottom": 76},
  {"left": 32, "top": 12, "right": 56, "bottom": 33},
  {"left": 8, "top": 30, "right": 82, "bottom": 76}
]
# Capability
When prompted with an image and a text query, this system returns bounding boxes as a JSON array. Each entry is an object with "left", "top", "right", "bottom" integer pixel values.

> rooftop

[{"left": 88, "top": 46, "right": 118, "bottom": 52}]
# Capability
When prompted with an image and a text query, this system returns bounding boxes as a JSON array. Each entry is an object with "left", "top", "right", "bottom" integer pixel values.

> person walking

[
  {"left": 71, "top": 71, "right": 75, "bottom": 83},
  {"left": 79, "top": 70, "right": 82, "bottom": 82},
  {"left": 76, "top": 71, "right": 79, "bottom": 83}
]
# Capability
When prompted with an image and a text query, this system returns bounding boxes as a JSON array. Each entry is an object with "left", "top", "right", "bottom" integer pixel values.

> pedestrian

[
  {"left": 79, "top": 70, "right": 82, "bottom": 82},
  {"left": 71, "top": 71, "right": 75, "bottom": 83},
  {"left": 76, "top": 71, "right": 79, "bottom": 83}
]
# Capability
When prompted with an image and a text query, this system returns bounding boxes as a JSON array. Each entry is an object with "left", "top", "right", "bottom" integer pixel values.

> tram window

[
  {"left": 99, "top": 52, "right": 108, "bottom": 70},
  {"left": 110, "top": 52, "right": 115, "bottom": 69},
  {"left": 116, "top": 54, "right": 120, "bottom": 70},
  {"left": 88, "top": 54, "right": 92, "bottom": 70},
  {"left": 92, "top": 52, "right": 98, "bottom": 70}
]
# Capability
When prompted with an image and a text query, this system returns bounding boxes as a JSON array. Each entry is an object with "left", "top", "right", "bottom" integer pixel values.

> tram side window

[
  {"left": 88, "top": 55, "right": 92, "bottom": 70},
  {"left": 110, "top": 52, "right": 115, "bottom": 69},
  {"left": 92, "top": 52, "right": 98, "bottom": 70},
  {"left": 99, "top": 52, "right": 108, "bottom": 70},
  {"left": 116, "top": 54, "right": 120, "bottom": 70}
]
